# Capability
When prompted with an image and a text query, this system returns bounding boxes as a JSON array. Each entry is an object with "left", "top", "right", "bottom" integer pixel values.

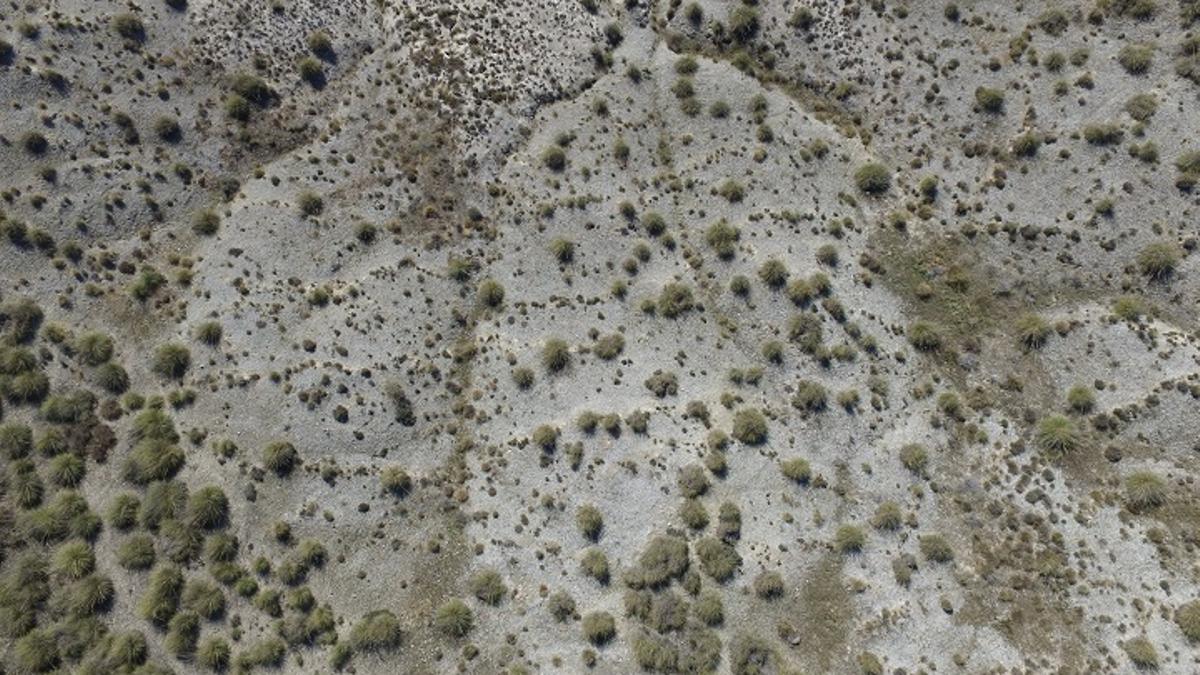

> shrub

[
  {"left": 780, "top": 458, "right": 811, "bottom": 484},
  {"left": 1114, "top": 636, "right": 1157, "bottom": 668},
  {"left": 139, "top": 564, "right": 184, "bottom": 625},
  {"left": 236, "top": 637, "right": 286, "bottom": 670},
  {"left": 694, "top": 537, "right": 740, "bottom": 581},
  {"left": 298, "top": 191, "right": 324, "bottom": 216},
  {"left": 593, "top": 333, "right": 624, "bottom": 360},
  {"left": 187, "top": 486, "right": 228, "bottom": 529},
  {"left": 117, "top": 535, "right": 157, "bottom": 570},
  {"left": 728, "top": 6, "right": 761, "bottom": 43},
  {"left": 547, "top": 590, "right": 576, "bottom": 622},
  {"left": 263, "top": 441, "right": 299, "bottom": 476},
  {"left": 108, "top": 493, "right": 140, "bottom": 530},
  {"left": 1011, "top": 132, "right": 1042, "bottom": 157},
  {"left": 854, "top": 163, "right": 891, "bottom": 194},
  {"left": 581, "top": 611, "right": 616, "bottom": 645},
  {"left": 899, "top": 444, "right": 928, "bottom": 475},
  {"left": 635, "top": 535, "right": 689, "bottom": 588},
  {"left": 542, "top": 338, "right": 571, "bottom": 373},
  {"left": 908, "top": 321, "right": 944, "bottom": 351},
  {"left": 49, "top": 453, "right": 85, "bottom": 487},
  {"left": 298, "top": 56, "right": 323, "bottom": 84},
  {"left": 1067, "top": 385, "right": 1095, "bottom": 413},
  {"left": 166, "top": 610, "right": 200, "bottom": 657},
  {"left": 835, "top": 525, "right": 866, "bottom": 553},
  {"left": 581, "top": 548, "right": 610, "bottom": 583},
  {"left": 13, "top": 628, "right": 59, "bottom": 673},
  {"left": 435, "top": 599, "right": 473, "bottom": 637},
  {"left": 730, "top": 634, "right": 775, "bottom": 675},
  {"left": 381, "top": 466, "right": 412, "bottom": 496},
  {"left": 872, "top": 502, "right": 903, "bottom": 530},
  {"left": 919, "top": 534, "right": 954, "bottom": 562},
  {"left": 95, "top": 362, "right": 130, "bottom": 393},
  {"left": 657, "top": 282, "right": 695, "bottom": 318},
  {"left": 1083, "top": 123, "right": 1124, "bottom": 145},
  {"left": 531, "top": 424, "right": 559, "bottom": 451},
  {"left": 974, "top": 86, "right": 1005, "bottom": 113},
  {"left": 757, "top": 259, "right": 789, "bottom": 289},
  {"left": 1136, "top": 242, "right": 1181, "bottom": 280},
  {"left": 542, "top": 146, "right": 566, "bottom": 172},
  {"left": 1118, "top": 44, "right": 1154, "bottom": 74},
  {"left": 731, "top": 408, "right": 767, "bottom": 445},
  {"left": 1016, "top": 313, "right": 1051, "bottom": 349},
  {"left": 0, "top": 422, "right": 34, "bottom": 458},
  {"left": 1177, "top": 600, "right": 1200, "bottom": 641},
  {"left": 53, "top": 540, "right": 95, "bottom": 579},
  {"left": 197, "top": 636, "right": 231, "bottom": 671},
  {"left": 577, "top": 504, "right": 604, "bottom": 541},
  {"left": 111, "top": 13, "right": 145, "bottom": 41},
  {"left": 1125, "top": 471, "right": 1167, "bottom": 510},
  {"left": 76, "top": 332, "right": 114, "bottom": 366},
  {"left": 183, "top": 579, "right": 225, "bottom": 619},
  {"left": 469, "top": 569, "right": 507, "bottom": 605},
  {"left": 679, "top": 499, "right": 709, "bottom": 529},
  {"left": 124, "top": 438, "right": 185, "bottom": 484},
  {"left": 705, "top": 220, "right": 740, "bottom": 260},
  {"left": 792, "top": 380, "right": 828, "bottom": 413},
  {"left": 350, "top": 609, "right": 403, "bottom": 652},
  {"left": 717, "top": 179, "right": 745, "bottom": 202},
  {"left": 476, "top": 278, "right": 506, "bottom": 307},
  {"left": 1036, "top": 415, "right": 1079, "bottom": 458},
  {"left": 693, "top": 591, "right": 723, "bottom": 626},
  {"left": 677, "top": 464, "right": 709, "bottom": 498},
  {"left": 753, "top": 571, "right": 785, "bottom": 599},
  {"left": 153, "top": 343, "right": 191, "bottom": 379},
  {"left": 195, "top": 321, "right": 223, "bottom": 346}
]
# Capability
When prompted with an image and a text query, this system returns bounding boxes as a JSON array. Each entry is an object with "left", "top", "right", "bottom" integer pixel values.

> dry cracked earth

[{"left": 1, "top": 0, "right": 1200, "bottom": 673}]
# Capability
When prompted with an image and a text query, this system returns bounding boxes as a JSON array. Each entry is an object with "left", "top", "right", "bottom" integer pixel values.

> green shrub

[
  {"left": 153, "top": 343, "right": 191, "bottom": 379},
  {"left": 263, "top": 441, "right": 299, "bottom": 476},
  {"left": 727, "top": 6, "right": 760, "bottom": 43},
  {"left": 298, "top": 191, "right": 324, "bottom": 216},
  {"left": 581, "top": 548, "right": 610, "bottom": 583},
  {"left": 854, "top": 163, "right": 891, "bottom": 194},
  {"left": 541, "top": 338, "right": 571, "bottom": 373},
  {"left": 974, "top": 86, "right": 1005, "bottom": 113},
  {"left": 717, "top": 179, "right": 745, "bottom": 203},
  {"left": 187, "top": 486, "right": 228, "bottom": 529},
  {"left": 111, "top": 13, "right": 145, "bottom": 41},
  {"left": 835, "top": 525, "right": 866, "bottom": 553},
  {"left": 117, "top": 535, "right": 157, "bottom": 570},
  {"left": 381, "top": 466, "right": 412, "bottom": 496},
  {"left": 547, "top": 590, "right": 576, "bottom": 622},
  {"left": 1125, "top": 471, "right": 1167, "bottom": 510},
  {"left": 581, "top": 611, "right": 616, "bottom": 645},
  {"left": 1083, "top": 123, "right": 1124, "bottom": 145},
  {"left": 125, "top": 438, "right": 185, "bottom": 484},
  {"left": 577, "top": 504, "right": 604, "bottom": 541},
  {"left": 657, "top": 282, "right": 695, "bottom": 318},
  {"left": 908, "top": 321, "right": 944, "bottom": 351},
  {"left": 1118, "top": 44, "right": 1154, "bottom": 74},
  {"left": 694, "top": 537, "right": 740, "bottom": 581},
  {"left": 1016, "top": 314, "right": 1051, "bottom": 349},
  {"left": 1067, "top": 385, "right": 1095, "bottom": 413},
  {"left": 919, "top": 534, "right": 954, "bottom": 562},
  {"left": 1176, "top": 600, "right": 1200, "bottom": 641},
  {"left": 792, "top": 380, "right": 828, "bottom": 413},
  {"left": 49, "top": 453, "right": 86, "bottom": 487},
  {"left": 195, "top": 321, "right": 223, "bottom": 346},
  {"left": 182, "top": 579, "right": 225, "bottom": 619},
  {"left": 731, "top": 408, "right": 767, "bottom": 445},
  {"left": 705, "top": 220, "right": 740, "bottom": 259},
  {"left": 634, "top": 535, "right": 689, "bottom": 588},
  {"left": 693, "top": 591, "right": 723, "bottom": 625},
  {"left": 542, "top": 146, "right": 566, "bottom": 172},
  {"left": 349, "top": 609, "right": 403, "bottom": 652},
  {"left": 434, "top": 599, "right": 473, "bottom": 637},
  {"left": 730, "top": 634, "right": 775, "bottom": 675},
  {"left": 139, "top": 564, "right": 184, "bottom": 625},
  {"left": 166, "top": 610, "right": 200, "bottom": 657},
  {"left": 0, "top": 422, "right": 34, "bottom": 459},
  {"left": 236, "top": 637, "right": 286, "bottom": 670},
  {"left": 899, "top": 444, "right": 928, "bottom": 475},
  {"left": 13, "top": 628, "right": 60, "bottom": 673},
  {"left": 469, "top": 569, "right": 507, "bottom": 605},
  {"left": 872, "top": 502, "right": 903, "bottom": 531},
  {"left": 780, "top": 458, "right": 811, "bottom": 484},
  {"left": 1036, "top": 415, "right": 1079, "bottom": 458},
  {"left": 75, "top": 332, "right": 114, "bottom": 366},
  {"left": 1136, "top": 242, "right": 1181, "bottom": 280},
  {"left": 197, "top": 636, "right": 231, "bottom": 671},
  {"left": 1122, "top": 636, "right": 1158, "bottom": 668},
  {"left": 679, "top": 499, "right": 709, "bottom": 529},
  {"left": 94, "top": 362, "right": 130, "bottom": 393},
  {"left": 108, "top": 493, "right": 140, "bottom": 530},
  {"left": 477, "top": 278, "right": 505, "bottom": 307}
]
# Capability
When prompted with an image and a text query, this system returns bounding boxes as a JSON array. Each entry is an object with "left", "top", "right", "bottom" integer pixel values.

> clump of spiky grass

[
  {"left": 1036, "top": 415, "right": 1079, "bottom": 458},
  {"left": 908, "top": 321, "right": 944, "bottom": 352},
  {"left": 731, "top": 408, "right": 767, "bottom": 445},
  {"left": 349, "top": 609, "right": 403, "bottom": 653},
  {"left": 13, "top": 627, "right": 60, "bottom": 672},
  {"left": 1176, "top": 600, "right": 1200, "bottom": 642},
  {"left": 187, "top": 486, "right": 229, "bottom": 529},
  {"left": 780, "top": 457, "right": 811, "bottom": 484},
  {"left": 262, "top": 441, "right": 299, "bottom": 476},
  {"left": 434, "top": 599, "right": 473, "bottom": 637},
  {"left": 1015, "top": 313, "right": 1051, "bottom": 349},
  {"left": 138, "top": 564, "right": 184, "bottom": 626},
  {"left": 541, "top": 338, "right": 571, "bottom": 373},
  {"left": 53, "top": 540, "right": 95, "bottom": 579},
  {"left": 694, "top": 537, "right": 740, "bottom": 581},
  {"left": 1122, "top": 636, "right": 1158, "bottom": 668},
  {"left": 576, "top": 504, "right": 604, "bottom": 541},
  {"left": 581, "top": 611, "right": 616, "bottom": 645},
  {"left": 1136, "top": 242, "right": 1182, "bottom": 280},
  {"left": 919, "top": 534, "right": 954, "bottom": 563},
  {"left": 380, "top": 466, "right": 412, "bottom": 496},
  {"left": 854, "top": 163, "right": 891, "bottom": 194},
  {"left": 469, "top": 569, "right": 507, "bottom": 605},
  {"left": 124, "top": 438, "right": 185, "bottom": 484},
  {"left": 196, "top": 636, "right": 231, "bottom": 671},
  {"left": 152, "top": 343, "right": 191, "bottom": 379},
  {"left": 236, "top": 637, "right": 286, "bottom": 670},
  {"left": 182, "top": 579, "right": 225, "bottom": 619},
  {"left": 75, "top": 332, "right": 114, "bottom": 366},
  {"left": 1125, "top": 471, "right": 1167, "bottom": 510},
  {"left": 834, "top": 525, "right": 866, "bottom": 554}
]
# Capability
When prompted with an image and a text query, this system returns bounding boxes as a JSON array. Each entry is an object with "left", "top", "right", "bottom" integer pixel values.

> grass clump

[
  {"left": 263, "top": 441, "right": 299, "bottom": 476},
  {"left": 657, "top": 282, "right": 695, "bottom": 318},
  {"left": 1122, "top": 636, "right": 1158, "bottom": 668},
  {"left": 1036, "top": 415, "right": 1079, "bottom": 458},
  {"left": 542, "top": 146, "right": 566, "bottom": 172},
  {"left": 919, "top": 534, "right": 955, "bottom": 563},
  {"left": 349, "top": 610, "right": 403, "bottom": 653},
  {"left": 541, "top": 338, "right": 571, "bottom": 373},
  {"left": 899, "top": 444, "right": 929, "bottom": 475},
  {"left": 197, "top": 636, "right": 231, "bottom": 671},
  {"left": 1125, "top": 471, "right": 1167, "bottom": 510},
  {"left": 835, "top": 525, "right": 866, "bottom": 553},
  {"left": 780, "top": 457, "right": 811, "bottom": 484},
  {"left": 1136, "top": 242, "right": 1181, "bottom": 280},
  {"left": 1067, "top": 385, "right": 1095, "bottom": 413},
  {"left": 1118, "top": 44, "right": 1154, "bottom": 74},
  {"left": 1176, "top": 600, "right": 1200, "bottom": 641},
  {"left": 236, "top": 637, "right": 286, "bottom": 670},
  {"left": 13, "top": 628, "right": 60, "bottom": 673},
  {"left": 633, "top": 535, "right": 689, "bottom": 588},
  {"left": 1016, "top": 313, "right": 1051, "bottom": 349},
  {"left": 381, "top": 466, "right": 412, "bottom": 496},
  {"left": 117, "top": 535, "right": 157, "bottom": 570},
  {"left": 853, "top": 163, "right": 891, "bottom": 194},
  {"left": 581, "top": 611, "right": 616, "bottom": 645},
  {"left": 152, "top": 343, "right": 191, "bottom": 379},
  {"left": 469, "top": 569, "right": 507, "bottom": 605},
  {"left": 974, "top": 86, "right": 1005, "bottom": 113},
  {"left": 183, "top": 579, "right": 225, "bottom": 619},
  {"left": 138, "top": 564, "right": 184, "bottom": 625},
  {"left": 694, "top": 537, "right": 740, "bottom": 582},
  {"left": 477, "top": 278, "right": 505, "bottom": 307},
  {"left": 705, "top": 220, "right": 740, "bottom": 259},
  {"left": 753, "top": 571, "right": 785, "bottom": 599},
  {"left": 731, "top": 408, "right": 768, "bottom": 445},
  {"left": 187, "top": 486, "right": 228, "bottom": 529},
  {"left": 577, "top": 504, "right": 604, "bottom": 541},
  {"left": 124, "top": 438, "right": 185, "bottom": 484},
  {"left": 908, "top": 321, "right": 944, "bottom": 352},
  {"left": 435, "top": 599, "right": 473, "bottom": 637},
  {"left": 581, "top": 548, "right": 610, "bottom": 584}
]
